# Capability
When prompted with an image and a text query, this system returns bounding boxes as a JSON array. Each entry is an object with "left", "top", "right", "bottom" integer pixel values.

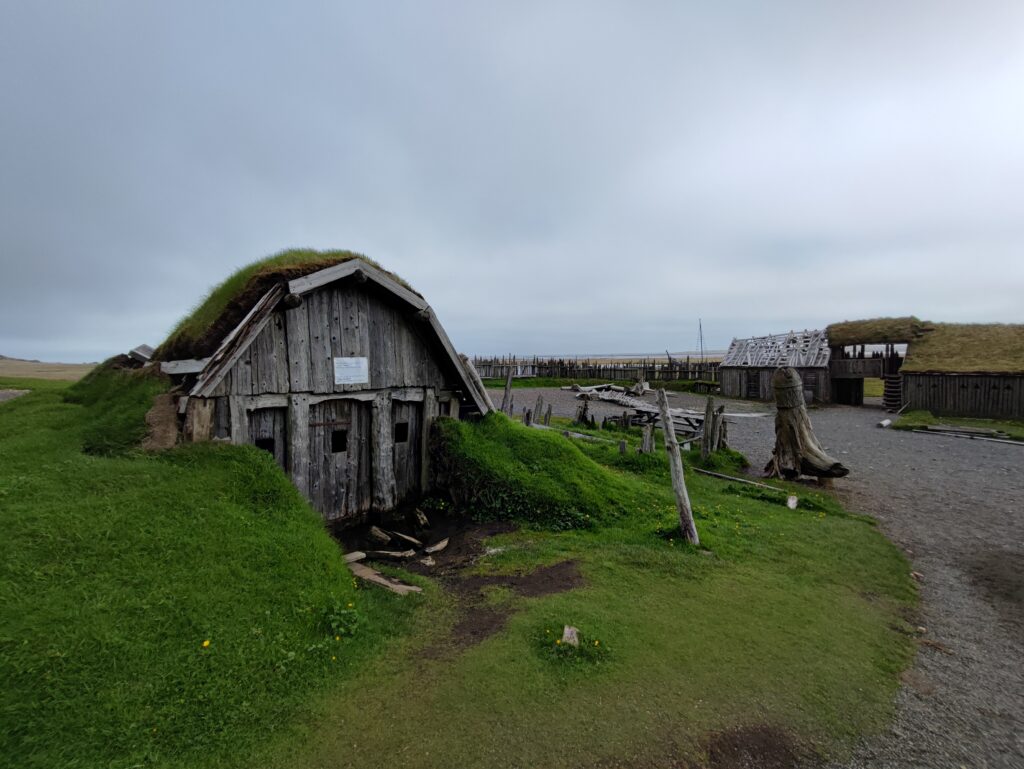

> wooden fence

[{"left": 471, "top": 356, "right": 720, "bottom": 383}]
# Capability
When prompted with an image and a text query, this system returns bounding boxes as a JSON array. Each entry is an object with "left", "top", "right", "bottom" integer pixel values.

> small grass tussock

[{"left": 532, "top": 625, "right": 611, "bottom": 667}]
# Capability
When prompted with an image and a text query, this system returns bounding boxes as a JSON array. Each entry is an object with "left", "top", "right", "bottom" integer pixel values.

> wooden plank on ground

[{"left": 348, "top": 561, "right": 423, "bottom": 596}]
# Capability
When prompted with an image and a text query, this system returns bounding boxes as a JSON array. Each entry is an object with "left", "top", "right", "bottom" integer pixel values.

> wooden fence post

[
  {"left": 701, "top": 396, "right": 715, "bottom": 460},
  {"left": 501, "top": 369, "right": 514, "bottom": 415},
  {"left": 657, "top": 389, "right": 700, "bottom": 545}
]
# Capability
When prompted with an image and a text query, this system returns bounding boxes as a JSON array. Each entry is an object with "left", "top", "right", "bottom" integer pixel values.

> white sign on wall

[{"left": 333, "top": 356, "right": 369, "bottom": 385}]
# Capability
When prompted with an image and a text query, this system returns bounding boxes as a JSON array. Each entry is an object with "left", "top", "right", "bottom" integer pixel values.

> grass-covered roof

[
  {"left": 155, "top": 249, "right": 416, "bottom": 362},
  {"left": 826, "top": 316, "right": 932, "bottom": 346},
  {"left": 902, "top": 323, "right": 1024, "bottom": 374}
]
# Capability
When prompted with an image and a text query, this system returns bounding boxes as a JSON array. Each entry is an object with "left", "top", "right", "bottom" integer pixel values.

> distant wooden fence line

[{"left": 472, "top": 356, "right": 721, "bottom": 383}]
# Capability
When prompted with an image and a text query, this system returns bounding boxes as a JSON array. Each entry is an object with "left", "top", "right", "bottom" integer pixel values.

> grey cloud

[{"left": 1, "top": 1, "right": 1022, "bottom": 362}]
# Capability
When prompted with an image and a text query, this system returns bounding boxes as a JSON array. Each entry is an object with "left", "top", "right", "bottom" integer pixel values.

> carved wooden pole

[
  {"left": 765, "top": 368, "right": 850, "bottom": 479},
  {"left": 656, "top": 389, "right": 700, "bottom": 545}
]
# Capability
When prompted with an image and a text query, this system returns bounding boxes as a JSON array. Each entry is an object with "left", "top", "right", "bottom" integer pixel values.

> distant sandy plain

[{"left": 0, "top": 356, "right": 95, "bottom": 381}]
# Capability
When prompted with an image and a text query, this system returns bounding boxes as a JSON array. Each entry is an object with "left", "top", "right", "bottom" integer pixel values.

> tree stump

[{"left": 765, "top": 368, "right": 849, "bottom": 479}]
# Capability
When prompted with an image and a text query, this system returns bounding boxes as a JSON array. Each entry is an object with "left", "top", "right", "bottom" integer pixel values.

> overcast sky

[{"left": 2, "top": 2, "right": 1023, "bottom": 362}]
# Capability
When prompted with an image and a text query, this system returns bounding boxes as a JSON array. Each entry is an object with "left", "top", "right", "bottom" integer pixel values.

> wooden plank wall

[
  {"left": 903, "top": 374, "right": 1024, "bottom": 419},
  {"left": 719, "top": 367, "right": 830, "bottom": 403}
]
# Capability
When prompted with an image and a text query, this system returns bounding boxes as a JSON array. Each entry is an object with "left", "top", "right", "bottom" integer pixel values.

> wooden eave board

[{"left": 189, "top": 284, "right": 286, "bottom": 398}]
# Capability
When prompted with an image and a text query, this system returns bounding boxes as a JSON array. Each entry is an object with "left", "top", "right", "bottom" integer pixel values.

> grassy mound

[
  {"left": 433, "top": 412, "right": 644, "bottom": 530},
  {"left": 63, "top": 358, "right": 170, "bottom": 455},
  {"left": 156, "top": 248, "right": 415, "bottom": 362},
  {"left": 0, "top": 378, "right": 420, "bottom": 769}
]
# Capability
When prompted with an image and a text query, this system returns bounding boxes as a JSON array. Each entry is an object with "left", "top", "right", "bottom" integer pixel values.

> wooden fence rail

[{"left": 472, "top": 356, "right": 720, "bottom": 383}]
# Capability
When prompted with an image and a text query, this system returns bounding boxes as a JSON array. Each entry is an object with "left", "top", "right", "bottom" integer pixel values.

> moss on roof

[
  {"left": 155, "top": 249, "right": 415, "bottom": 362},
  {"left": 902, "top": 323, "right": 1024, "bottom": 374},
  {"left": 826, "top": 317, "right": 933, "bottom": 347}
]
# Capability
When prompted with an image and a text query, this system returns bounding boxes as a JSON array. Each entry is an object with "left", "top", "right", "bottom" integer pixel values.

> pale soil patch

[{"left": 0, "top": 389, "right": 30, "bottom": 403}]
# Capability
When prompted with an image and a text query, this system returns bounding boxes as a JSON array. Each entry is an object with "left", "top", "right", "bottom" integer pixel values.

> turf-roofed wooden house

[{"left": 156, "top": 252, "right": 493, "bottom": 524}]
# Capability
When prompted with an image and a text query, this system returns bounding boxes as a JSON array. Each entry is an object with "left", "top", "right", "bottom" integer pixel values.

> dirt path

[
  {"left": 0, "top": 389, "right": 29, "bottom": 404},
  {"left": 491, "top": 387, "right": 1024, "bottom": 767}
]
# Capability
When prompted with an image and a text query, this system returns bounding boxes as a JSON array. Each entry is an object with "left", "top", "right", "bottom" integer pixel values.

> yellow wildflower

[
  {"left": 335, "top": 635, "right": 340, "bottom": 641},
  {"left": 201, "top": 639, "right": 210, "bottom": 648},
  {"left": 555, "top": 639, "right": 561, "bottom": 645},
  {"left": 347, "top": 602, "right": 354, "bottom": 608}
]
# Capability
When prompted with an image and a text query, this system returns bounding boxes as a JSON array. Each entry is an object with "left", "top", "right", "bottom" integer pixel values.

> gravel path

[{"left": 489, "top": 387, "right": 1024, "bottom": 767}]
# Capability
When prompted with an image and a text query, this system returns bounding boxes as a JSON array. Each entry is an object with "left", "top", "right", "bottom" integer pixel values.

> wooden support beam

[
  {"left": 287, "top": 393, "right": 311, "bottom": 499},
  {"left": 421, "top": 387, "right": 438, "bottom": 493},
  {"left": 372, "top": 390, "right": 397, "bottom": 511}
]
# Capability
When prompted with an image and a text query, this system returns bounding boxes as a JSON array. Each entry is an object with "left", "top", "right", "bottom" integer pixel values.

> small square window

[
  {"left": 254, "top": 437, "right": 275, "bottom": 455},
  {"left": 394, "top": 421, "right": 409, "bottom": 443},
  {"left": 331, "top": 429, "right": 348, "bottom": 453}
]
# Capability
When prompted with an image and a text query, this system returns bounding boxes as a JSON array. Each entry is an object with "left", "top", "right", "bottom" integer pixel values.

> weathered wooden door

[
  {"left": 308, "top": 399, "right": 372, "bottom": 522},
  {"left": 391, "top": 400, "right": 423, "bottom": 505},
  {"left": 248, "top": 407, "right": 287, "bottom": 469},
  {"left": 744, "top": 372, "right": 761, "bottom": 399}
]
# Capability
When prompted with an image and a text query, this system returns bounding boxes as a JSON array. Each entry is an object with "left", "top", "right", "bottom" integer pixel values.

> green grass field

[
  {"left": 1, "top": 377, "right": 917, "bottom": 768},
  {"left": 0, "top": 376, "right": 425, "bottom": 769},
  {"left": 863, "top": 378, "right": 884, "bottom": 398},
  {"left": 894, "top": 409, "right": 1024, "bottom": 441}
]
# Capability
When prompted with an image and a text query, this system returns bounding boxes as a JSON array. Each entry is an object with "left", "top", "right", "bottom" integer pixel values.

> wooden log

[
  {"left": 368, "top": 525, "right": 392, "bottom": 545},
  {"left": 765, "top": 368, "right": 850, "bottom": 479},
  {"left": 524, "top": 408, "right": 533, "bottom": 427},
  {"left": 501, "top": 369, "right": 514, "bottom": 415},
  {"left": 618, "top": 439, "right": 627, "bottom": 454},
  {"left": 348, "top": 561, "right": 422, "bottom": 595},
  {"left": 544, "top": 403, "right": 552, "bottom": 426},
  {"left": 344, "top": 551, "right": 366, "bottom": 563},
  {"left": 388, "top": 530, "right": 424, "bottom": 549},
  {"left": 656, "top": 389, "right": 700, "bottom": 545},
  {"left": 424, "top": 537, "right": 449, "bottom": 554},
  {"left": 534, "top": 394, "right": 544, "bottom": 424},
  {"left": 365, "top": 549, "right": 417, "bottom": 560}
]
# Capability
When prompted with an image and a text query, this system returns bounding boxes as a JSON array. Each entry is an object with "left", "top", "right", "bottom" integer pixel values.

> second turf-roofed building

[{"left": 155, "top": 250, "right": 493, "bottom": 525}]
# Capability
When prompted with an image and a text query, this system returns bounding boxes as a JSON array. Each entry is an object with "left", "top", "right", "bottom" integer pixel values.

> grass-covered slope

[
  {"left": 155, "top": 248, "right": 415, "bottom": 362},
  {"left": 63, "top": 358, "right": 170, "bottom": 455},
  {"left": 433, "top": 412, "right": 645, "bottom": 529},
  {"left": 273, "top": 416, "right": 918, "bottom": 769},
  {"left": 0, "top": 376, "right": 420, "bottom": 769}
]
